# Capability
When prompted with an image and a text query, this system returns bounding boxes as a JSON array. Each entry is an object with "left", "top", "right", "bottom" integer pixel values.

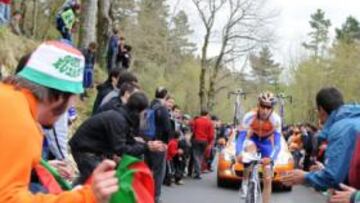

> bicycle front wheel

[{"left": 245, "top": 181, "right": 256, "bottom": 203}]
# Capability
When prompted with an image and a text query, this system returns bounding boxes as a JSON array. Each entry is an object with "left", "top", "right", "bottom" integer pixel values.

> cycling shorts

[{"left": 248, "top": 134, "right": 273, "bottom": 158}]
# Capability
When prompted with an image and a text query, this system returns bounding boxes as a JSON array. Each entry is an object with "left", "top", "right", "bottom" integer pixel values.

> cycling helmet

[{"left": 258, "top": 91, "right": 277, "bottom": 107}]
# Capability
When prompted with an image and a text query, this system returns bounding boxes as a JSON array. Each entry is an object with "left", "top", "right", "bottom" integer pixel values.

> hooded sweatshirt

[{"left": 305, "top": 104, "right": 360, "bottom": 191}]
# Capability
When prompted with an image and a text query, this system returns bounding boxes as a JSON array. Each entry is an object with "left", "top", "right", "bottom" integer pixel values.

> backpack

[{"left": 140, "top": 105, "right": 161, "bottom": 140}]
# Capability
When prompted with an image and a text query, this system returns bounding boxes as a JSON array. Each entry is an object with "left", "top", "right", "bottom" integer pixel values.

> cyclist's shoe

[{"left": 241, "top": 187, "right": 247, "bottom": 198}]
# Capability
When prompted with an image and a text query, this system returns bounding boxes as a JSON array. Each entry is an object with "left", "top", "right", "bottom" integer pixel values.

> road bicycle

[{"left": 241, "top": 153, "right": 262, "bottom": 203}]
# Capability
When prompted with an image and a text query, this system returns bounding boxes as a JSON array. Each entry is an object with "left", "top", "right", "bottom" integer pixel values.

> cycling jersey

[{"left": 235, "top": 109, "right": 282, "bottom": 161}]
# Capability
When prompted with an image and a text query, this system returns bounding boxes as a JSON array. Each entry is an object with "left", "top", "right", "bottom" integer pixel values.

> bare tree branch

[
  {"left": 214, "top": 86, "right": 229, "bottom": 94},
  {"left": 193, "top": 0, "right": 277, "bottom": 111}
]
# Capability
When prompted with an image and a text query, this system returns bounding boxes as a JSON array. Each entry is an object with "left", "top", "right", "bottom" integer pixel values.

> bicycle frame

[{"left": 245, "top": 161, "right": 262, "bottom": 203}]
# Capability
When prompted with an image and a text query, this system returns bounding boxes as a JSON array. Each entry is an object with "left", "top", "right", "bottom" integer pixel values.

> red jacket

[
  {"left": 0, "top": 0, "right": 11, "bottom": 4},
  {"left": 167, "top": 139, "right": 178, "bottom": 161},
  {"left": 192, "top": 116, "right": 214, "bottom": 144},
  {"left": 349, "top": 135, "right": 360, "bottom": 189}
]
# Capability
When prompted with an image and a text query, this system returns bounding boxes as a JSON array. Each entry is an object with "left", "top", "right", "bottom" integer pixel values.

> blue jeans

[
  {"left": 83, "top": 67, "right": 94, "bottom": 88},
  {"left": 0, "top": 3, "right": 11, "bottom": 25}
]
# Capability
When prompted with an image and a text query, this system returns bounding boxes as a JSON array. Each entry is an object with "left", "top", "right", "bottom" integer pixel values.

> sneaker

[
  {"left": 163, "top": 181, "right": 172, "bottom": 187},
  {"left": 175, "top": 180, "right": 184, "bottom": 185},
  {"left": 193, "top": 175, "right": 202, "bottom": 180}
]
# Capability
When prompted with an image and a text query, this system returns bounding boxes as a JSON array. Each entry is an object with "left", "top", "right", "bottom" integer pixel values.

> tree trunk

[
  {"left": 19, "top": 1, "right": 27, "bottom": 35},
  {"left": 206, "top": 34, "right": 228, "bottom": 111},
  {"left": 31, "top": 0, "right": 38, "bottom": 38},
  {"left": 79, "top": 0, "right": 98, "bottom": 49},
  {"left": 199, "top": 30, "right": 210, "bottom": 112},
  {"left": 96, "top": 0, "right": 112, "bottom": 67}
]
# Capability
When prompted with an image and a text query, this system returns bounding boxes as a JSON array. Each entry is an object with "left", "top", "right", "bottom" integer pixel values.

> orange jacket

[{"left": 0, "top": 83, "right": 96, "bottom": 203}]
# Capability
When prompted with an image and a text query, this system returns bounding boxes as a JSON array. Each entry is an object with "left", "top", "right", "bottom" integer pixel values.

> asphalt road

[{"left": 162, "top": 171, "right": 327, "bottom": 203}]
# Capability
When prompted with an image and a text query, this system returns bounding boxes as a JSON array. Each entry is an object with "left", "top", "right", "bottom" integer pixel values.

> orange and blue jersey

[{"left": 235, "top": 110, "right": 282, "bottom": 161}]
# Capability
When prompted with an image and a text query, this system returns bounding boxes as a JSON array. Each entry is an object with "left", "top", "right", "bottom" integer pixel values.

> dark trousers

[
  {"left": 173, "top": 155, "right": 185, "bottom": 182},
  {"left": 164, "top": 160, "right": 174, "bottom": 185},
  {"left": 146, "top": 151, "right": 166, "bottom": 202},
  {"left": 187, "top": 148, "right": 194, "bottom": 176},
  {"left": 192, "top": 140, "right": 208, "bottom": 177},
  {"left": 164, "top": 156, "right": 185, "bottom": 185},
  {"left": 56, "top": 16, "right": 72, "bottom": 42},
  {"left": 206, "top": 146, "right": 216, "bottom": 171},
  {"left": 72, "top": 151, "right": 103, "bottom": 185}
]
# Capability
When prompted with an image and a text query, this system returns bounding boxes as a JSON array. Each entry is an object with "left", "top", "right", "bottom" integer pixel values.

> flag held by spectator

[
  {"left": 110, "top": 155, "right": 154, "bottom": 203},
  {"left": 34, "top": 159, "right": 72, "bottom": 194}
]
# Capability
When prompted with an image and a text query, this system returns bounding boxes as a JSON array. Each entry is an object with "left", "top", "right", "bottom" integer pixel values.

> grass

[{"left": 0, "top": 28, "right": 37, "bottom": 74}]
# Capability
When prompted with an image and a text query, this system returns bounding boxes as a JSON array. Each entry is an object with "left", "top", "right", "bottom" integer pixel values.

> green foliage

[
  {"left": 286, "top": 26, "right": 360, "bottom": 123},
  {"left": 286, "top": 59, "right": 326, "bottom": 123},
  {"left": 281, "top": 12, "right": 360, "bottom": 125},
  {"left": 302, "top": 9, "right": 331, "bottom": 57},
  {"left": 250, "top": 46, "right": 282, "bottom": 87},
  {"left": 335, "top": 16, "right": 360, "bottom": 44},
  {"left": 170, "top": 11, "right": 196, "bottom": 55},
  {"left": 114, "top": 0, "right": 204, "bottom": 116}
]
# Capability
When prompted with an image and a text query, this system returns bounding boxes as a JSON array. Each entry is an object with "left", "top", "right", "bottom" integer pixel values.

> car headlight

[
  {"left": 288, "top": 157, "right": 294, "bottom": 166},
  {"left": 275, "top": 155, "right": 290, "bottom": 165}
]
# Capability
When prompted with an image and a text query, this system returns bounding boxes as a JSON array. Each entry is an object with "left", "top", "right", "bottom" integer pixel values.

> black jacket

[
  {"left": 92, "top": 81, "right": 114, "bottom": 114},
  {"left": 81, "top": 48, "right": 96, "bottom": 68},
  {"left": 150, "top": 99, "right": 172, "bottom": 143},
  {"left": 70, "top": 106, "right": 148, "bottom": 157},
  {"left": 95, "top": 96, "right": 122, "bottom": 115}
]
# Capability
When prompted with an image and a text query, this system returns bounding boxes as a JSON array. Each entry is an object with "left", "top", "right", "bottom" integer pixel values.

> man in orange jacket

[{"left": 0, "top": 41, "right": 118, "bottom": 203}]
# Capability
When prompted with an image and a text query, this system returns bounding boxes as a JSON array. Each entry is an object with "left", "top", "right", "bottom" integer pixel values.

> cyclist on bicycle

[{"left": 235, "top": 91, "right": 282, "bottom": 203}]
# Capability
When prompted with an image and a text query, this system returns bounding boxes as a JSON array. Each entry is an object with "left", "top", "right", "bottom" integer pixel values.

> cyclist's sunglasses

[{"left": 259, "top": 104, "right": 272, "bottom": 110}]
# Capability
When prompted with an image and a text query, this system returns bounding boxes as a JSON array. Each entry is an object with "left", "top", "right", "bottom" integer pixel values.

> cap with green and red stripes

[{"left": 18, "top": 41, "right": 85, "bottom": 94}]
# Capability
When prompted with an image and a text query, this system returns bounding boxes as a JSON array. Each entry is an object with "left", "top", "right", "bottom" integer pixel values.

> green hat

[{"left": 18, "top": 41, "right": 85, "bottom": 94}]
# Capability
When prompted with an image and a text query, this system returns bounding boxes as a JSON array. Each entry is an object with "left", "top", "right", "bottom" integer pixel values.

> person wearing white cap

[{"left": 0, "top": 41, "right": 118, "bottom": 203}]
